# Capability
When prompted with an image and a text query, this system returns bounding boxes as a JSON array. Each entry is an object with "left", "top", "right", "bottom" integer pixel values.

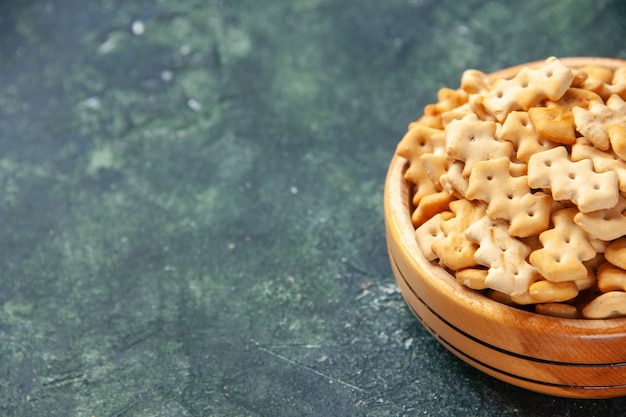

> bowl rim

[{"left": 385, "top": 56, "right": 626, "bottom": 331}]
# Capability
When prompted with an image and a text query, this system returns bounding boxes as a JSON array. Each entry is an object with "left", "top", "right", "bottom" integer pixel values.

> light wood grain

[{"left": 384, "top": 58, "right": 626, "bottom": 399}]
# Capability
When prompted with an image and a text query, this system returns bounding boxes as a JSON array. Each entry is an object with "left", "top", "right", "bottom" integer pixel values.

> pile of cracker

[{"left": 397, "top": 57, "right": 626, "bottom": 319}]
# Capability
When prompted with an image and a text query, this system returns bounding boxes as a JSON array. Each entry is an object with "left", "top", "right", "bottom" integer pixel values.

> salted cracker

[
  {"left": 460, "top": 69, "right": 493, "bottom": 94},
  {"left": 572, "top": 94, "right": 626, "bottom": 150},
  {"left": 405, "top": 162, "right": 438, "bottom": 209},
  {"left": 582, "top": 291, "right": 626, "bottom": 319},
  {"left": 416, "top": 88, "right": 469, "bottom": 129},
  {"left": 529, "top": 207, "right": 597, "bottom": 282},
  {"left": 455, "top": 268, "right": 489, "bottom": 290},
  {"left": 548, "top": 87, "right": 603, "bottom": 110},
  {"left": 580, "top": 65, "right": 626, "bottom": 101},
  {"left": 439, "top": 160, "right": 468, "bottom": 198},
  {"left": 535, "top": 302, "right": 580, "bottom": 319},
  {"left": 574, "top": 196, "right": 626, "bottom": 242},
  {"left": 608, "top": 65, "right": 626, "bottom": 99},
  {"left": 440, "top": 103, "right": 476, "bottom": 127},
  {"left": 529, "top": 280, "right": 579, "bottom": 304},
  {"left": 528, "top": 105, "right": 576, "bottom": 145},
  {"left": 573, "top": 268, "right": 597, "bottom": 291},
  {"left": 395, "top": 125, "right": 445, "bottom": 213},
  {"left": 467, "top": 93, "right": 494, "bottom": 121},
  {"left": 527, "top": 146, "right": 619, "bottom": 213},
  {"left": 396, "top": 124, "right": 441, "bottom": 158},
  {"left": 466, "top": 157, "right": 551, "bottom": 237},
  {"left": 465, "top": 215, "right": 539, "bottom": 298},
  {"left": 608, "top": 123, "right": 626, "bottom": 161},
  {"left": 571, "top": 138, "right": 626, "bottom": 193},
  {"left": 398, "top": 57, "right": 626, "bottom": 318},
  {"left": 415, "top": 211, "right": 453, "bottom": 261},
  {"left": 597, "top": 262, "right": 626, "bottom": 292},
  {"left": 482, "top": 57, "right": 574, "bottom": 122},
  {"left": 445, "top": 113, "right": 513, "bottom": 177},
  {"left": 497, "top": 111, "right": 557, "bottom": 162},
  {"left": 580, "top": 65, "right": 614, "bottom": 85},
  {"left": 411, "top": 191, "right": 454, "bottom": 227},
  {"left": 431, "top": 199, "right": 487, "bottom": 271},
  {"left": 419, "top": 131, "right": 447, "bottom": 187},
  {"left": 604, "top": 237, "right": 626, "bottom": 270}
]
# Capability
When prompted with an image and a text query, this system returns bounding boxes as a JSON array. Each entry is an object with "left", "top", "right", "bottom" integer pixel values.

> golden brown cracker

[
  {"left": 528, "top": 106, "right": 576, "bottom": 145},
  {"left": 431, "top": 199, "right": 486, "bottom": 270},
  {"left": 529, "top": 207, "right": 597, "bottom": 282},
  {"left": 582, "top": 291, "right": 626, "bottom": 319},
  {"left": 415, "top": 211, "right": 453, "bottom": 261},
  {"left": 604, "top": 237, "right": 626, "bottom": 270},
  {"left": 574, "top": 197, "right": 626, "bottom": 241}
]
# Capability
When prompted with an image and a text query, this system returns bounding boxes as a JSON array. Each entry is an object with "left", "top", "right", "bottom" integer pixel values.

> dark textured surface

[{"left": 1, "top": 1, "right": 626, "bottom": 416}]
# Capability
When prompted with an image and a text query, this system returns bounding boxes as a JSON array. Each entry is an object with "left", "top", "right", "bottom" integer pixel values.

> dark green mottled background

[{"left": 1, "top": 1, "right": 626, "bottom": 416}]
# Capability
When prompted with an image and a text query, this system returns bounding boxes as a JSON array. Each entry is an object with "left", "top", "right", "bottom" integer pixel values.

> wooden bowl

[{"left": 384, "top": 58, "right": 626, "bottom": 399}]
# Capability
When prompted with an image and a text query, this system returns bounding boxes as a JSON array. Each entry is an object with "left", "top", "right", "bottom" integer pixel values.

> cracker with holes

[
  {"left": 580, "top": 65, "right": 626, "bottom": 101},
  {"left": 445, "top": 113, "right": 513, "bottom": 177},
  {"left": 415, "top": 87, "right": 469, "bottom": 129},
  {"left": 415, "top": 211, "right": 453, "bottom": 261},
  {"left": 482, "top": 57, "right": 574, "bottom": 122},
  {"left": 573, "top": 94, "right": 626, "bottom": 150},
  {"left": 420, "top": 131, "right": 447, "bottom": 186},
  {"left": 396, "top": 125, "right": 446, "bottom": 226},
  {"left": 571, "top": 138, "right": 626, "bottom": 193},
  {"left": 465, "top": 215, "right": 539, "bottom": 299},
  {"left": 527, "top": 146, "right": 619, "bottom": 213},
  {"left": 396, "top": 124, "right": 441, "bottom": 161},
  {"left": 466, "top": 157, "right": 551, "bottom": 237},
  {"left": 529, "top": 208, "right": 597, "bottom": 282},
  {"left": 548, "top": 87, "right": 603, "bottom": 110},
  {"left": 396, "top": 125, "right": 440, "bottom": 203},
  {"left": 431, "top": 199, "right": 487, "bottom": 271},
  {"left": 410, "top": 191, "right": 454, "bottom": 227},
  {"left": 574, "top": 196, "right": 626, "bottom": 241},
  {"left": 497, "top": 111, "right": 557, "bottom": 162}
]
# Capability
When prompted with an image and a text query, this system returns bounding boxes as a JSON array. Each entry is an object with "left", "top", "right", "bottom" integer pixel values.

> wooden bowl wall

[{"left": 384, "top": 58, "right": 626, "bottom": 399}]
